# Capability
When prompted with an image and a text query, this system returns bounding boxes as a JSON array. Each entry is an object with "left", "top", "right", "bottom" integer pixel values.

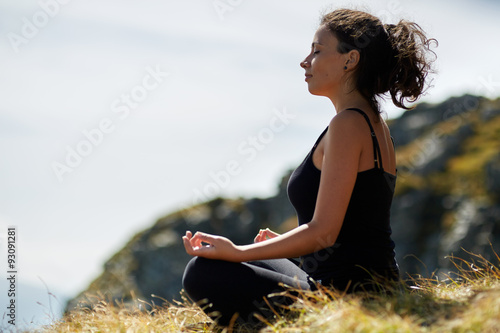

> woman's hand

[
  {"left": 254, "top": 228, "right": 280, "bottom": 243},
  {"left": 182, "top": 230, "right": 242, "bottom": 262}
]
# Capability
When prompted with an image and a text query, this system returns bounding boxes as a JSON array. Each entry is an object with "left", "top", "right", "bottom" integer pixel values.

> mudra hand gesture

[
  {"left": 182, "top": 228, "right": 280, "bottom": 262},
  {"left": 254, "top": 228, "right": 280, "bottom": 243},
  {"left": 182, "top": 230, "right": 242, "bottom": 262}
]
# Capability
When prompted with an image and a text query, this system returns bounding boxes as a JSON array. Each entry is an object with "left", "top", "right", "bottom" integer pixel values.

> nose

[{"left": 300, "top": 53, "right": 312, "bottom": 68}]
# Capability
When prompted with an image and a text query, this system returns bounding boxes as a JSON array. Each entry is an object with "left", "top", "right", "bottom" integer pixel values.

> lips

[{"left": 305, "top": 74, "right": 312, "bottom": 81}]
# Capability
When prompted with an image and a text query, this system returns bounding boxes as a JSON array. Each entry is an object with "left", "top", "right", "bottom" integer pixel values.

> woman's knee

[
  {"left": 182, "top": 257, "right": 202, "bottom": 294},
  {"left": 182, "top": 257, "right": 221, "bottom": 297}
]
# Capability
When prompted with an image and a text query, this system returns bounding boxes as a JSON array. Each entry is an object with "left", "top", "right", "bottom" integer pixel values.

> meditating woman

[{"left": 181, "top": 8, "right": 436, "bottom": 326}]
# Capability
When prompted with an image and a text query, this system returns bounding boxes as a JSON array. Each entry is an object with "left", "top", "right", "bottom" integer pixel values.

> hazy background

[{"left": 1, "top": 0, "right": 500, "bottom": 328}]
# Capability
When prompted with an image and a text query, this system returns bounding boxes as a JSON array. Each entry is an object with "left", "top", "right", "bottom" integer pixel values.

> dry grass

[
  {"left": 37, "top": 250, "right": 500, "bottom": 333},
  {"left": 39, "top": 293, "right": 216, "bottom": 333}
]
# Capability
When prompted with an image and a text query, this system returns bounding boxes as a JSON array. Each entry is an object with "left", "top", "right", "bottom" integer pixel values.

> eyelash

[{"left": 313, "top": 50, "right": 320, "bottom": 55}]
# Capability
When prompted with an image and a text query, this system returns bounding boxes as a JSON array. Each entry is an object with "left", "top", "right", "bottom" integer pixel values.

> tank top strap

[
  {"left": 312, "top": 126, "right": 329, "bottom": 150},
  {"left": 346, "top": 108, "right": 384, "bottom": 170}
]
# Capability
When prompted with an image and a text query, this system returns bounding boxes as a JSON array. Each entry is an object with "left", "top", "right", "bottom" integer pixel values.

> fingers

[
  {"left": 191, "top": 231, "right": 215, "bottom": 246},
  {"left": 182, "top": 230, "right": 193, "bottom": 245},
  {"left": 182, "top": 231, "right": 239, "bottom": 261},
  {"left": 182, "top": 232, "right": 195, "bottom": 255},
  {"left": 183, "top": 238, "right": 210, "bottom": 256},
  {"left": 254, "top": 229, "right": 266, "bottom": 243},
  {"left": 182, "top": 231, "right": 193, "bottom": 249},
  {"left": 183, "top": 231, "right": 215, "bottom": 254},
  {"left": 183, "top": 230, "right": 201, "bottom": 255},
  {"left": 265, "top": 228, "right": 280, "bottom": 238},
  {"left": 183, "top": 230, "right": 221, "bottom": 258},
  {"left": 254, "top": 228, "right": 278, "bottom": 243},
  {"left": 254, "top": 230, "right": 261, "bottom": 243}
]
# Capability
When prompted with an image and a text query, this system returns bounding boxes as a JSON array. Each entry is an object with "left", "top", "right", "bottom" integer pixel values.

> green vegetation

[
  {"left": 446, "top": 112, "right": 500, "bottom": 198},
  {"left": 41, "top": 252, "right": 500, "bottom": 332},
  {"left": 395, "top": 100, "right": 500, "bottom": 200}
]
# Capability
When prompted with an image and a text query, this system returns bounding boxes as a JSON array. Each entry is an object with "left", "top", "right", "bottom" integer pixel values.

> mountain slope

[{"left": 65, "top": 95, "right": 500, "bottom": 312}]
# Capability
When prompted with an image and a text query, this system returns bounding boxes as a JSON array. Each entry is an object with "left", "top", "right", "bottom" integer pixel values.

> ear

[{"left": 345, "top": 49, "right": 360, "bottom": 69}]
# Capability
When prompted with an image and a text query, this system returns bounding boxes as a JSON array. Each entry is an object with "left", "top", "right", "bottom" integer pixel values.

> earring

[{"left": 344, "top": 66, "right": 347, "bottom": 70}]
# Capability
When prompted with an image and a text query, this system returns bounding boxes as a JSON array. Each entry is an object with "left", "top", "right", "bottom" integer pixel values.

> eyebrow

[{"left": 311, "top": 41, "right": 323, "bottom": 48}]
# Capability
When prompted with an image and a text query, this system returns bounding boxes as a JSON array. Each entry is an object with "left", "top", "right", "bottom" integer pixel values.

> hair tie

[{"left": 384, "top": 23, "right": 396, "bottom": 38}]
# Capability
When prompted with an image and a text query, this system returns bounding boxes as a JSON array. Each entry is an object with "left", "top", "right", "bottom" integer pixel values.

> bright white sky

[{"left": 1, "top": 0, "right": 500, "bottom": 327}]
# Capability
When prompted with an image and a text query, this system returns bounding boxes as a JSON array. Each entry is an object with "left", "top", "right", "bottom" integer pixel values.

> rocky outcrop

[
  {"left": 389, "top": 94, "right": 481, "bottom": 146},
  {"left": 65, "top": 177, "right": 297, "bottom": 311},
  {"left": 390, "top": 95, "right": 500, "bottom": 276},
  {"left": 66, "top": 95, "right": 500, "bottom": 312}
]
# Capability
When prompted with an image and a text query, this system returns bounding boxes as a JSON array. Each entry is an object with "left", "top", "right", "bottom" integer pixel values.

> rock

[
  {"left": 439, "top": 199, "right": 500, "bottom": 273},
  {"left": 65, "top": 183, "right": 297, "bottom": 312},
  {"left": 486, "top": 154, "right": 500, "bottom": 199},
  {"left": 390, "top": 95, "right": 481, "bottom": 146},
  {"left": 390, "top": 189, "right": 445, "bottom": 276}
]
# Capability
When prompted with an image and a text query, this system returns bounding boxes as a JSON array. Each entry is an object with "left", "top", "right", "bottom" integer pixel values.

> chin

[
  {"left": 307, "top": 85, "right": 319, "bottom": 95},
  {"left": 307, "top": 84, "right": 334, "bottom": 99},
  {"left": 307, "top": 86, "right": 327, "bottom": 97}
]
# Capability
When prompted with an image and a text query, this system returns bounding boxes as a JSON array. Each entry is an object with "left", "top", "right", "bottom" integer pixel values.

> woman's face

[{"left": 301, "top": 26, "right": 347, "bottom": 99}]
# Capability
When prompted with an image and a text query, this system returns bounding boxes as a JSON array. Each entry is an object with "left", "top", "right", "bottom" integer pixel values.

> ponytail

[{"left": 385, "top": 21, "right": 437, "bottom": 110}]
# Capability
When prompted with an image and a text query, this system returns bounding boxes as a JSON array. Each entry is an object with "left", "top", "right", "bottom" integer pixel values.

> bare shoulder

[{"left": 327, "top": 110, "right": 367, "bottom": 139}]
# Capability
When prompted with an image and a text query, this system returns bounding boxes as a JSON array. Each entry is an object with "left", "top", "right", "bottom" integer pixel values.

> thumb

[{"left": 191, "top": 232, "right": 215, "bottom": 246}]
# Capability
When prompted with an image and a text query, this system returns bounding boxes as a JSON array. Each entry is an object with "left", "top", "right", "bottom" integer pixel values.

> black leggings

[{"left": 182, "top": 257, "right": 311, "bottom": 326}]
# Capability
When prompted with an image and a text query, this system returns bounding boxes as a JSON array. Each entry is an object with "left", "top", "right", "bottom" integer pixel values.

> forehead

[{"left": 312, "top": 25, "right": 338, "bottom": 46}]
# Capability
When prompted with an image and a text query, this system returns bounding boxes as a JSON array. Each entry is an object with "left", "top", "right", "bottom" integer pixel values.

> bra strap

[{"left": 346, "top": 108, "right": 384, "bottom": 170}]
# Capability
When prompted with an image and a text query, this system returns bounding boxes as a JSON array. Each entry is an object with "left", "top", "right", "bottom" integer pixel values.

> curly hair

[{"left": 320, "top": 9, "right": 437, "bottom": 113}]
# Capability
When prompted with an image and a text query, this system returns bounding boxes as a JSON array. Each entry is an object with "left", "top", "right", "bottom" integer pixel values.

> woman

[{"left": 182, "top": 8, "right": 436, "bottom": 326}]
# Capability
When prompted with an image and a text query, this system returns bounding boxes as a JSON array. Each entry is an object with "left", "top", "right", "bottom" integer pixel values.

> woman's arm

[{"left": 183, "top": 111, "right": 364, "bottom": 262}]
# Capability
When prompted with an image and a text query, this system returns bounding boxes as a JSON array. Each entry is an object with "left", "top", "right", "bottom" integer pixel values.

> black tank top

[{"left": 287, "top": 108, "right": 399, "bottom": 290}]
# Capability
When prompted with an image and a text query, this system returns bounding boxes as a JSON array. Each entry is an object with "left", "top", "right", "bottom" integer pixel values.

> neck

[{"left": 329, "top": 89, "right": 373, "bottom": 115}]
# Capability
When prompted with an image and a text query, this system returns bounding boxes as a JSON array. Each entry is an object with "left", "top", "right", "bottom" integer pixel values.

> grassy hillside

[
  {"left": 54, "top": 95, "right": 500, "bottom": 332},
  {"left": 42, "top": 253, "right": 500, "bottom": 332}
]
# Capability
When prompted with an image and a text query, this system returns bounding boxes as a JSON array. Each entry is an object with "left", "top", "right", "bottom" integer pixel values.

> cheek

[
  {"left": 316, "top": 68, "right": 337, "bottom": 86},
  {"left": 313, "top": 57, "right": 338, "bottom": 80}
]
